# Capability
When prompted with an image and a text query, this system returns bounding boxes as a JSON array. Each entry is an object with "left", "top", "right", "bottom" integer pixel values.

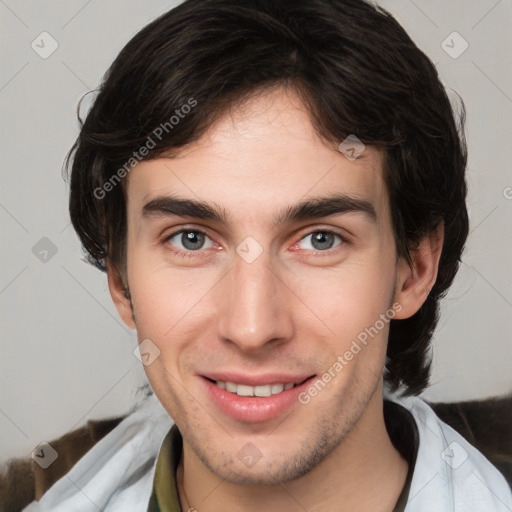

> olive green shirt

[{"left": 147, "top": 400, "right": 419, "bottom": 511}]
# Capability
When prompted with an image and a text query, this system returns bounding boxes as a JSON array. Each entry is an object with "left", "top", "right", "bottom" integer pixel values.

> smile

[
  {"left": 215, "top": 381, "right": 296, "bottom": 397},
  {"left": 202, "top": 374, "right": 316, "bottom": 422}
]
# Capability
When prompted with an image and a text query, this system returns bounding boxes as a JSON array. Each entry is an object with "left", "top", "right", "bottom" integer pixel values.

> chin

[{"left": 194, "top": 430, "right": 338, "bottom": 487}]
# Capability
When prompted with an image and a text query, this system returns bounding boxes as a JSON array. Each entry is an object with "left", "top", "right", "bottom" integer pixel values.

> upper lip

[{"left": 201, "top": 372, "right": 315, "bottom": 386}]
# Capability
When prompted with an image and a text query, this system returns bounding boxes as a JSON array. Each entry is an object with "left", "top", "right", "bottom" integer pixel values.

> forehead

[{"left": 127, "top": 87, "right": 389, "bottom": 226}]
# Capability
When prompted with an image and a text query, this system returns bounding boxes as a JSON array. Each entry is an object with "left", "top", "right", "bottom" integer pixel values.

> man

[{"left": 22, "top": 0, "right": 512, "bottom": 510}]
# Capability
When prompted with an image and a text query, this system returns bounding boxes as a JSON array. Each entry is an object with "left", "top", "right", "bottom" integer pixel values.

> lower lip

[{"left": 201, "top": 376, "right": 316, "bottom": 423}]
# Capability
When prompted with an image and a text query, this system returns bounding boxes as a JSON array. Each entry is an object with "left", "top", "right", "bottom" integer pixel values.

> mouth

[
  {"left": 200, "top": 373, "right": 316, "bottom": 423},
  {"left": 208, "top": 378, "right": 306, "bottom": 397}
]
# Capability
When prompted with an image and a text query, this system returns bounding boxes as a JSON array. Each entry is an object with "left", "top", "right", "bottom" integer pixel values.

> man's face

[{"left": 118, "top": 87, "right": 405, "bottom": 484}]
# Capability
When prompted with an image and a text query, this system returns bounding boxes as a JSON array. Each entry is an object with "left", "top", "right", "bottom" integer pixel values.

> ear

[
  {"left": 106, "top": 260, "right": 136, "bottom": 329},
  {"left": 393, "top": 222, "right": 444, "bottom": 320}
]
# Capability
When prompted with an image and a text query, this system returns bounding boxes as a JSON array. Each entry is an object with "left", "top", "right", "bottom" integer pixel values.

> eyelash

[
  {"left": 161, "top": 227, "right": 349, "bottom": 259},
  {"left": 162, "top": 229, "right": 217, "bottom": 260}
]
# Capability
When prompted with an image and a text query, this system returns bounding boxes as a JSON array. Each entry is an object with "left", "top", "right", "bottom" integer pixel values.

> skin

[{"left": 108, "top": 87, "right": 443, "bottom": 511}]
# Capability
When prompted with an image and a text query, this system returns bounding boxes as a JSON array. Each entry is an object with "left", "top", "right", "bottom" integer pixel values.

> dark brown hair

[{"left": 66, "top": 0, "right": 469, "bottom": 396}]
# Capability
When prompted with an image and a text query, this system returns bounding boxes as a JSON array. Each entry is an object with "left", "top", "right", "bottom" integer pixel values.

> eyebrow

[
  {"left": 274, "top": 194, "right": 377, "bottom": 225},
  {"left": 142, "top": 193, "right": 377, "bottom": 226}
]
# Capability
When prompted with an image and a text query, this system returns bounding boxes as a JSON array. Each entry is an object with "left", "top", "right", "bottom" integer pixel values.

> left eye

[
  {"left": 298, "top": 231, "right": 343, "bottom": 251},
  {"left": 166, "top": 230, "right": 215, "bottom": 251}
]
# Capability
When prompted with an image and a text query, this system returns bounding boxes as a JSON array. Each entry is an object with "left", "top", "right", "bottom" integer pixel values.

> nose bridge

[{"left": 216, "top": 249, "right": 292, "bottom": 351}]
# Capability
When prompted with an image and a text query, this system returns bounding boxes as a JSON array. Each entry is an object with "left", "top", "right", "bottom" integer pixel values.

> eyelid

[
  {"left": 161, "top": 226, "right": 220, "bottom": 257},
  {"left": 162, "top": 224, "right": 214, "bottom": 242},
  {"left": 296, "top": 222, "right": 351, "bottom": 240}
]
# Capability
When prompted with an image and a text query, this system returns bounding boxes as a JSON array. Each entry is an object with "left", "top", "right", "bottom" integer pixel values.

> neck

[{"left": 178, "top": 387, "right": 408, "bottom": 512}]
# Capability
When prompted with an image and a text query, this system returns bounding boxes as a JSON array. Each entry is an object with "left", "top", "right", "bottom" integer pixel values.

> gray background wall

[{"left": 1, "top": 0, "right": 511, "bottom": 463}]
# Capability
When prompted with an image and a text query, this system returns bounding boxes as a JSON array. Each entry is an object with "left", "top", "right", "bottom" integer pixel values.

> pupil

[
  {"left": 182, "top": 231, "right": 204, "bottom": 250},
  {"left": 312, "top": 232, "right": 334, "bottom": 250}
]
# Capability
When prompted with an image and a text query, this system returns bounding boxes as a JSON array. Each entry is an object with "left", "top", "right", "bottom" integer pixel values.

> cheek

[
  {"left": 291, "top": 258, "right": 395, "bottom": 329},
  {"left": 127, "top": 259, "right": 215, "bottom": 346},
  {"left": 287, "top": 255, "right": 396, "bottom": 383}
]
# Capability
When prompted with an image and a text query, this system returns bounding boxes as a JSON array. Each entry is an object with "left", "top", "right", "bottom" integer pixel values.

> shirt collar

[
  {"left": 147, "top": 401, "right": 418, "bottom": 512},
  {"left": 148, "top": 424, "right": 183, "bottom": 512}
]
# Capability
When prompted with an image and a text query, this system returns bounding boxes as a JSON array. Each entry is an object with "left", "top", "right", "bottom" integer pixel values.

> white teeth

[
  {"left": 271, "top": 383, "right": 284, "bottom": 394},
  {"left": 236, "top": 384, "right": 254, "bottom": 397},
  {"left": 215, "top": 380, "right": 296, "bottom": 397},
  {"left": 226, "top": 381, "right": 237, "bottom": 393},
  {"left": 254, "top": 385, "right": 272, "bottom": 397}
]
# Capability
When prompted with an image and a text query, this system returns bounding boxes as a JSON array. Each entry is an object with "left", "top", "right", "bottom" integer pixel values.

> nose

[{"left": 215, "top": 250, "right": 294, "bottom": 354}]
